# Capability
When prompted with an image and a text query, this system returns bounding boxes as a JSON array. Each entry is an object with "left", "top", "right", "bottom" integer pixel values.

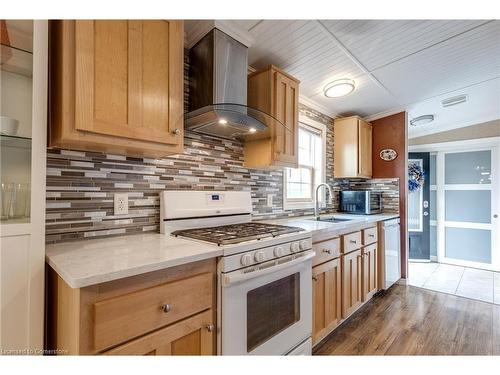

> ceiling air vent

[{"left": 441, "top": 94, "right": 468, "bottom": 108}]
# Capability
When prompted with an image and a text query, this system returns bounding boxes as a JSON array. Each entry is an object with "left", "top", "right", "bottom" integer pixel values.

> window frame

[{"left": 283, "top": 115, "right": 327, "bottom": 210}]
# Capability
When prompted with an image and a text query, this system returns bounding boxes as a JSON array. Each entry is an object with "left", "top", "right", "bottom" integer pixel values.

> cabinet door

[
  {"left": 362, "top": 244, "right": 378, "bottom": 301},
  {"left": 312, "top": 258, "right": 342, "bottom": 344},
  {"left": 273, "top": 71, "right": 299, "bottom": 166},
  {"left": 104, "top": 310, "right": 214, "bottom": 355},
  {"left": 358, "top": 119, "right": 372, "bottom": 178},
  {"left": 74, "top": 20, "right": 183, "bottom": 146},
  {"left": 333, "top": 117, "right": 358, "bottom": 178},
  {"left": 341, "top": 249, "right": 362, "bottom": 318}
]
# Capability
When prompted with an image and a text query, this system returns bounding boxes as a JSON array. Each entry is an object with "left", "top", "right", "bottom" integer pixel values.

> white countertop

[
  {"left": 46, "top": 212, "right": 399, "bottom": 289},
  {"left": 258, "top": 213, "right": 399, "bottom": 242},
  {"left": 45, "top": 233, "right": 222, "bottom": 288}
]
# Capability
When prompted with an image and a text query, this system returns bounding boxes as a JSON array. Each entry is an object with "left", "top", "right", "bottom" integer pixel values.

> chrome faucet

[{"left": 314, "top": 183, "right": 333, "bottom": 220}]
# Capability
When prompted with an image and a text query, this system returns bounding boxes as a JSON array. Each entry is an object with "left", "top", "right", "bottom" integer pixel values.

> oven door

[{"left": 220, "top": 251, "right": 313, "bottom": 355}]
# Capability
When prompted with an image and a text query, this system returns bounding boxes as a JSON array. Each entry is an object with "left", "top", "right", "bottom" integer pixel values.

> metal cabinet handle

[
  {"left": 312, "top": 276, "right": 318, "bottom": 282},
  {"left": 160, "top": 303, "right": 171, "bottom": 313},
  {"left": 322, "top": 249, "right": 332, "bottom": 254},
  {"left": 350, "top": 240, "right": 357, "bottom": 244},
  {"left": 368, "top": 234, "right": 375, "bottom": 238},
  {"left": 172, "top": 128, "right": 181, "bottom": 135},
  {"left": 206, "top": 324, "right": 214, "bottom": 333}
]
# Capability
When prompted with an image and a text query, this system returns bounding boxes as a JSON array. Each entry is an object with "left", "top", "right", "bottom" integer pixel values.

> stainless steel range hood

[{"left": 185, "top": 28, "right": 286, "bottom": 141}]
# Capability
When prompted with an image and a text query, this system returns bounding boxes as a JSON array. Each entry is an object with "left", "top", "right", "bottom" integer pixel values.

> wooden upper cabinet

[
  {"left": 244, "top": 65, "right": 299, "bottom": 169},
  {"left": 48, "top": 20, "right": 184, "bottom": 157},
  {"left": 333, "top": 116, "right": 372, "bottom": 178}
]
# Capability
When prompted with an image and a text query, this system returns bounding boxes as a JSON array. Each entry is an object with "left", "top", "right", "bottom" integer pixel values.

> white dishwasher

[{"left": 380, "top": 218, "right": 401, "bottom": 289}]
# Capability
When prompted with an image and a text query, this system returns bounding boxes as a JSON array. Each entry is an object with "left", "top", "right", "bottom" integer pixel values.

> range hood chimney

[{"left": 185, "top": 28, "right": 283, "bottom": 141}]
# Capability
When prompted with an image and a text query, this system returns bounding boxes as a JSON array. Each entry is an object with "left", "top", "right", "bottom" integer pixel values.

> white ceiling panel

[
  {"left": 371, "top": 21, "right": 500, "bottom": 104},
  {"left": 242, "top": 20, "right": 364, "bottom": 98},
  {"left": 310, "top": 74, "right": 400, "bottom": 117},
  {"left": 321, "top": 19, "right": 489, "bottom": 71},
  {"left": 407, "top": 78, "right": 500, "bottom": 138}
]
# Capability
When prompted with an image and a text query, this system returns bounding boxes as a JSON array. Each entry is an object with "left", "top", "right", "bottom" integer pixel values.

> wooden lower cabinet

[
  {"left": 362, "top": 244, "right": 378, "bottom": 301},
  {"left": 312, "top": 258, "right": 342, "bottom": 345},
  {"left": 47, "top": 259, "right": 216, "bottom": 355},
  {"left": 341, "top": 249, "right": 363, "bottom": 318},
  {"left": 104, "top": 309, "right": 214, "bottom": 355}
]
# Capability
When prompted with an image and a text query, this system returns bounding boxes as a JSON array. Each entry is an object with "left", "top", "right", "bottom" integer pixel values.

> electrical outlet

[
  {"left": 267, "top": 194, "right": 273, "bottom": 207},
  {"left": 114, "top": 193, "right": 129, "bottom": 215}
]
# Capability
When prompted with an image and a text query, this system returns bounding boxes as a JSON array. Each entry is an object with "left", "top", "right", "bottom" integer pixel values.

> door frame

[{"left": 410, "top": 137, "right": 500, "bottom": 271}]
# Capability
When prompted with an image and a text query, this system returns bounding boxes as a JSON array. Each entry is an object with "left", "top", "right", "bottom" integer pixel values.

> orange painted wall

[{"left": 371, "top": 112, "right": 408, "bottom": 278}]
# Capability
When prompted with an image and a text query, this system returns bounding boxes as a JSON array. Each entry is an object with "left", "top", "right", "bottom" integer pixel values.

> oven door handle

[{"left": 222, "top": 250, "right": 315, "bottom": 287}]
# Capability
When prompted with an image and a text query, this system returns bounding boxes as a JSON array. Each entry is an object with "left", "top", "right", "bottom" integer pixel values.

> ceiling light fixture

[
  {"left": 218, "top": 119, "right": 228, "bottom": 125},
  {"left": 410, "top": 115, "right": 434, "bottom": 127},
  {"left": 248, "top": 127, "right": 256, "bottom": 133},
  {"left": 323, "top": 79, "right": 355, "bottom": 98},
  {"left": 441, "top": 94, "right": 468, "bottom": 108}
]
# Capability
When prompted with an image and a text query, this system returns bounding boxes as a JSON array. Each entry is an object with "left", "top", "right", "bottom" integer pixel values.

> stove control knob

[
  {"left": 291, "top": 242, "right": 300, "bottom": 253},
  {"left": 254, "top": 251, "right": 266, "bottom": 263},
  {"left": 274, "top": 246, "right": 285, "bottom": 257},
  {"left": 299, "top": 240, "right": 309, "bottom": 250},
  {"left": 241, "top": 254, "right": 253, "bottom": 266}
]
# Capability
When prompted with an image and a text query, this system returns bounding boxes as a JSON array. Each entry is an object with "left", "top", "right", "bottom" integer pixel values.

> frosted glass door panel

[
  {"left": 430, "top": 226, "right": 437, "bottom": 257},
  {"left": 408, "top": 159, "right": 423, "bottom": 232},
  {"left": 445, "top": 151, "right": 491, "bottom": 184},
  {"left": 430, "top": 190, "right": 436, "bottom": 221},
  {"left": 445, "top": 227, "right": 491, "bottom": 263},
  {"left": 445, "top": 190, "right": 491, "bottom": 223},
  {"left": 430, "top": 154, "right": 436, "bottom": 185}
]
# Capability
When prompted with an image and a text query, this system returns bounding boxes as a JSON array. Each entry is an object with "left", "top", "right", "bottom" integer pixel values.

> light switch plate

[
  {"left": 114, "top": 193, "right": 129, "bottom": 215},
  {"left": 267, "top": 194, "right": 273, "bottom": 207}
]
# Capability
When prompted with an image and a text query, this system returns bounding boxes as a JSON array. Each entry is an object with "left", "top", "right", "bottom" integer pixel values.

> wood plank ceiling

[{"left": 233, "top": 20, "right": 500, "bottom": 138}]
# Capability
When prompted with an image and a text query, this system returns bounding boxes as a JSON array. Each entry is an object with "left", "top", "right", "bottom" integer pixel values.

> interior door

[{"left": 408, "top": 152, "right": 430, "bottom": 261}]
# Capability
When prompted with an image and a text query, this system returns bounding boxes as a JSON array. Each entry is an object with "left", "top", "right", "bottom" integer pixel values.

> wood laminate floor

[{"left": 313, "top": 285, "right": 500, "bottom": 355}]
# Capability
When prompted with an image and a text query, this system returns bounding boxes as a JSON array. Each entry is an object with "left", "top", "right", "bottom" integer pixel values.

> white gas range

[{"left": 160, "top": 190, "right": 314, "bottom": 355}]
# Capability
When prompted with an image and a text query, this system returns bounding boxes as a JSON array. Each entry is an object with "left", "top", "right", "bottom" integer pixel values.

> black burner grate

[{"left": 172, "top": 222, "right": 303, "bottom": 245}]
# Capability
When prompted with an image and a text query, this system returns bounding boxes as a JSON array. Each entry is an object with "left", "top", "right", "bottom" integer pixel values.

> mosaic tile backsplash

[{"left": 45, "top": 124, "right": 399, "bottom": 243}]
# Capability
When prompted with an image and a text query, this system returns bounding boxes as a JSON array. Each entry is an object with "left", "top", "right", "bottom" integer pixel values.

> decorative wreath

[{"left": 408, "top": 162, "right": 425, "bottom": 192}]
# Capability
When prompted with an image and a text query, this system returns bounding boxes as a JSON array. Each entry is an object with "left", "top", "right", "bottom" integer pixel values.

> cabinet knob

[
  {"left": 160, "top": 303, "right": 171, "bottom": 313},
  {"left": 172, "top": 128, "right": 181, "bottom": 135},
  {"left": 322, "top": 249, "right": 332, "bottom": 254},
  {"left": 312, "top": 276, "right": 318, "bottom": 282},
  {"left": 206, "top": 324, "right": 214, "bottom": 333}
]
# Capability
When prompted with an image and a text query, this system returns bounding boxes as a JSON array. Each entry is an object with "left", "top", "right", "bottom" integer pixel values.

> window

[{"left": 284, "top": 117, "right": 326, "bottom": 209}]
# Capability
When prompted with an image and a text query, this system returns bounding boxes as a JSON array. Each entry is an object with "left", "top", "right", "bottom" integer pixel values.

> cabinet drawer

[
  {"left": 363, "top": 226, "right": 378, "bottom": 245},
  {"left": 312, "top": 237, "right": 340, "bottom": 266},
  {"left": 93, "top": 272, "right": 213, "bottom": 352},
  {"left": 342, "top": 231, "right": 362, "bottom": 253}
]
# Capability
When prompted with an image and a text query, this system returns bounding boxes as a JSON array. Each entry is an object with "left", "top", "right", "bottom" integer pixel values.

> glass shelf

[
  {"left": 0, "top": 134, "right": 32, "bottom": 150},
  {"left": 1, "top": 42, "right": 33, "bottom": 77}
]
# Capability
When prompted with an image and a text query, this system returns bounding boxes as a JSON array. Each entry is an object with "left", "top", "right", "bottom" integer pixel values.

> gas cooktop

[{"left": 171, "top": 222, "right": 304, "bottom": 246}]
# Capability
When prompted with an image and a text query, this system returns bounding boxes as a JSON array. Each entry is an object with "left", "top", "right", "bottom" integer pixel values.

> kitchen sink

[{"left": 312, "top": 216, "right": 354, "bottom": 223}]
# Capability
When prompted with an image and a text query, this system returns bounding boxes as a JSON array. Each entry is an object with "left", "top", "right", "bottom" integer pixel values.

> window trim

[{"left": 283, "top": 115, "right": 327, "bottom": 210}]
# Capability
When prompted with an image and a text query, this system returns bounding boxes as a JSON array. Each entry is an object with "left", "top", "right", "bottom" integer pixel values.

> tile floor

[{"left": 408, "top": 261, "right": 500, "bottom": 305}]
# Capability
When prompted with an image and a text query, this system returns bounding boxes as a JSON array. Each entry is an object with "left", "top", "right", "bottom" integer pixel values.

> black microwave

[{"left": 339, "top": 191, "right": 382, "bottom": 215}]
